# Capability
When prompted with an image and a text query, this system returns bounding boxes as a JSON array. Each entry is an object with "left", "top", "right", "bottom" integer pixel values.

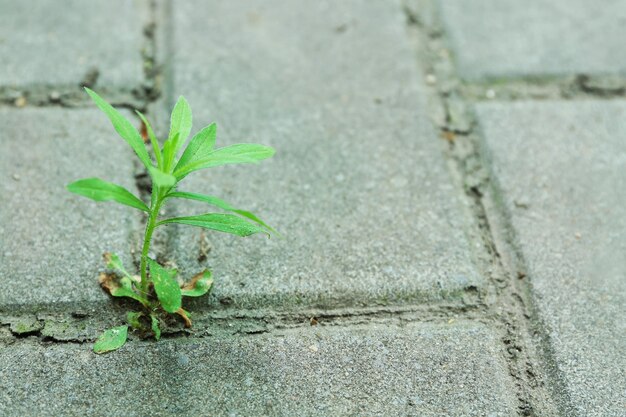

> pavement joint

[
  {"left": 403, "top": 1, "right": 568, "bottom": 414},
  {"left": 1, "top": 302, "right": 492, "bottom": 347}
]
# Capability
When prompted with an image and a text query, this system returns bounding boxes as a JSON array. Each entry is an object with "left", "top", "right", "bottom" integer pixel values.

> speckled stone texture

[
  {"left": 0, "top": 0, "right": 145, "bottom": 88},
  {"left": 163, "top": 0, "right": 482, "bottom": 309},
  {"left": 476, "top": 100, "right": 626, "bottom": 416},
  {"left": 0, "top": 108, "right": 142, "bottom": 308},
  {"left": 0, "top": 322, "right": 517, "bottom": 417},
  {"left": 437, "top": 0, "right": 626, "bottom": 80}
]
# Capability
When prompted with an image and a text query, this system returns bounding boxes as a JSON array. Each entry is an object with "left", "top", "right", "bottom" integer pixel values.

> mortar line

[
  {"left": 478, "top": 164, "right": 578, "bottom": 417},
  {"left": 1, "top": 301, "right": 494, "bottom": 346},
  {"left": 401, "top": 1, "right": 573, "bottom": 415}
]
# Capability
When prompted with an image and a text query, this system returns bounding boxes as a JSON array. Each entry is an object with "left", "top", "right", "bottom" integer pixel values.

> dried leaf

[
  {"left": 176, "top": 308, "right": 192, "bottom": 328},
  {"left": 98, "top": 272, "right": 118, "bottom": 295},
  {"left": 181, "top": 270, "right": 213, "bottom": 297}
]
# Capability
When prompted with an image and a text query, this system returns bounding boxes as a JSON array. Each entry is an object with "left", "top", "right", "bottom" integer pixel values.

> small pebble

[
  {"left": 425, "top": 74, "right": 437, "bottom": 85},
  {"left": 309, "top": 344, "right": 319, "bottom": 352},
  {"left": 485, "top": 89, "right": 496, "bottom": 99},
  {"left": 12, "top": 173, "right": 20, "bottom": 181},
  {"left": 49, "top": 91, "right": 61, "bottom": 102}
]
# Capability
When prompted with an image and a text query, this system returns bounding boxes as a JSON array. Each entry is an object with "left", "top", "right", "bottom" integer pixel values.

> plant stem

[{"left": 140, "top": 191, "right": 164, "bottom": 295}]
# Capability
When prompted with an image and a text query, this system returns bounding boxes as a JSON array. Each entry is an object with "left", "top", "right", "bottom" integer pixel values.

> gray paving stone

[
  {"left": 476, "top": 100, "right": 626, "bottom": 416},
  {"left": 0, "top": 0, "right": 145, "bottom": 88},
  {"left": 164, "top": 0, "right": 481, "bottom": 309},
  {"left": 0, "top": 322, "right": 517, "bottom": 416},
  {"left": 0, "top": 108, "right": 142, "bottom": 308},
  {"left": 437, "top": 0, "right": 626, "bottom": 80}
]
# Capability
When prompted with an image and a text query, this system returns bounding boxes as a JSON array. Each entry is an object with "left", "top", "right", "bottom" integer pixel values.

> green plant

[{"left": 68, "top": 88, "right": 275, "bottom": 353}]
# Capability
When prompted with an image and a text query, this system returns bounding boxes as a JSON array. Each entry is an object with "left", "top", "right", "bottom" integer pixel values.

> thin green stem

[{"left": 139, "top": 189, "right": 165, "bottom": 295}]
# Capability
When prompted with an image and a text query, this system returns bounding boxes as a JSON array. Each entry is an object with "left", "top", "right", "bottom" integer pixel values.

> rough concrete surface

[
  {"left": 0, "top": 108, "right": 142, "bottom": 308},
  {"left": 0, "top": 322, "right": 518, "bottom": 416},
  {"left": 476, "top": 100, "right": 626, "bottom": 416},
  {"left": 0, "top": 0, "right": 145, "bottom": 88},
  {"left": 164, "top": 0, "right": 482, "bottom": 309},
  {"left": 437, "top": 0, "right": 626, "bottom": 80},
  {"left": 0, "top": 0, "right": 623, "bottom": 414}
]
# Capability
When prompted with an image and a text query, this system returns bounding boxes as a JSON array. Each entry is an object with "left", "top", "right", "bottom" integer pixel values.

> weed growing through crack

[{"left": 67, "top": 88, "right": 275, "bottom": 353}]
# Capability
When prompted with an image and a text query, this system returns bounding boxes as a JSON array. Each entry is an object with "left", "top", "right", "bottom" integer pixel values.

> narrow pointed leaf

[
  {"left": 136, "top": 110, "right": 163, "bottom": 169},
  {"left": 181, "top": 270, "right": 213, "bottom": 297},
  {"left": 67, "top": 178, "right": 149, "bottom": 212},
  {"left": 93, "top": 326, "right": 128, "bottom": 354},
  {"left": 169, "top": 96, "right": 192, "bottom": 153},
  {"left": 84, "top": 88, "right": 152, "bottom": 169},
  {"left": 148, "top": 258, "right": 182, "bottom": 313},
  {"left": 161, "top": 133, "right": 180, "bottom": 173},
  {"left": 174, "top": 123, "right": 216, "bottom": 173},
  {"left": 157, "top": 213, "right": 267, "bottom": 237},
  {"left": 168, "top": 191, "right": 275, "bottom": 233},
  {"left": 151, "top": 314, "right": 161, "bottom": 340},
  {"left": 174, "top": 144, "right": 275, "bottom": 179},
  {"left": 148, "top": 166, "right": 176, "bottom": 190}
]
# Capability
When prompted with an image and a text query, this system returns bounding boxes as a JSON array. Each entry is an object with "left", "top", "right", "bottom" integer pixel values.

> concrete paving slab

[
  {"left": 0, "top": 0, "right": 145, "bottom": 88},
  {"left": 0, "top": 322, "right": 517, "bottom": 416},
  {"left": 476, "top": 100, "right": 626, "bottom": 416},
  {"left": 0, "top": 108, "right": 142, "bottom": 308},
  {"left": 164, "top": 0, "right": 482, "bottom": 309},
  {"left": 437, "top": 0, "right": 626, "bottom": 80}
]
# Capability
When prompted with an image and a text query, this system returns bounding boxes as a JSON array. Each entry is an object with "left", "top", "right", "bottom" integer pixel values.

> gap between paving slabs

[
  {"left": 404, "top": 2, "right": 626, "bottom": 416},
  {"left": 399, "top": 0, "right": 625, "bottom": 414},
  {"left": 0, "top": 0, "right": 162, "bottom": 340}
]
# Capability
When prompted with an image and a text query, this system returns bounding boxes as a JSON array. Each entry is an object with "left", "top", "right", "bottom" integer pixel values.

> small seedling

[{"left": 68, "top": 88, "right": 275, "bottom": 353}]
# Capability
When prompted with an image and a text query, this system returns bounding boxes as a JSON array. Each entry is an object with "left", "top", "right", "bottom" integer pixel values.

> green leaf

[
  {"left": 157, "top": 213, "right": 268, "bottom": 237},
  {"left": 151, "top": 314, "right": 161, "bottom": 340},
  {"left": 168, "top": 96, "right": 192, "bottom": 154},
  {"left": 148, "top": 166, "right": 177, "bottom": 190},
  {"left": 161, "top": 133, "right": 180, "bottom": 173},
  {"left": 148, "top": 258, "right": 182, "bottom": 313},
  {"left": 181, "top": 270, "right": 213, "bottom": 297},
  {"left": 168, "top": 191, "right": 275, "bottom": 233},
  {"left": 104, "top": 252, "right": 132, "bottom": 279},
  {"left": 93, "top": 326, "right": 128, "bottom": 354},
  {"left": 173, "top": 123, "right": 217, "bottom": 173},
  {"left": 174, "top": 144, "right": 275, "bottom": 179},
  {"left": 84, "top": 88, "right": 152, "bottom": 170},
  {"left": 136, "top": 110, "right": 163, "bottom": 169},
  {"left": 127, "top": 312, "right": 143, "bottom": 329},
  {"left": 110, "top": 277, "right": 150, "bottom": 307},
  {"left": 67, "top": 178, "right": 149, "bottom": 212}
]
